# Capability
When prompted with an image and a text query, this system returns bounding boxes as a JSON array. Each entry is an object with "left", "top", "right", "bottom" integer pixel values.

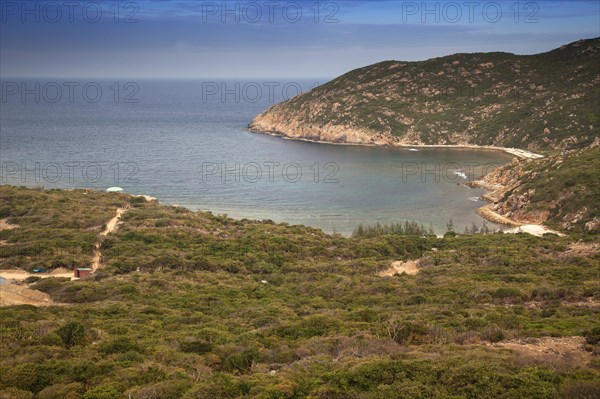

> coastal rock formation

[
  {"left": 473, "top": 147, "right": 600, "bottom": 232},
  {"left": 250, "top": 38, "right": 600, "bottom": 152}
]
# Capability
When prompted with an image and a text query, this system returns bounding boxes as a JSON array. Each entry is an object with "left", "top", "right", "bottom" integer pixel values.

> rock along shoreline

[{"left": 247, "top": 127, "right": 544, "bottom": 160}]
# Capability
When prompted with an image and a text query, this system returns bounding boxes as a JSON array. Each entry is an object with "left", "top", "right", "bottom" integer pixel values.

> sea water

[{"left": 0, "top": 79, "right": 513, "bottom": 235}]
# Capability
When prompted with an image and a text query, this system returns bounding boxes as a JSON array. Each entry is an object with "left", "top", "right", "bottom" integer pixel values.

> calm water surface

[{"left": 0, "top": 79, "right": 514, "bottom": 235}]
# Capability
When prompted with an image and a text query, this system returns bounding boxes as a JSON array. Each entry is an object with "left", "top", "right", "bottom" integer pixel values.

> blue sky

[{"left": 1, "top": 0, "right": 599, "bottom": 78}]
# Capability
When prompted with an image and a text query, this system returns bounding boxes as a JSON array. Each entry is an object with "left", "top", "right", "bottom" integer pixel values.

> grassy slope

[
  {"left": 251, "top": 38, "right": 600, "bottom": 151},
  {"left": 0, "top": 187, "right": 129, "bottom": 271},
  {"left": 0, "top": 186, "right": 599, "bottom": 398}
]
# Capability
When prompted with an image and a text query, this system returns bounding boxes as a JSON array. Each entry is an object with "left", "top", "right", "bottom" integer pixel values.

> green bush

[
  {"left": 482, "top": 327, "right": 506, "bottom": 343},
  {"left": 117, "top": 351, "right": 144, "bottom": 364},
  {"left": 56, "top": 322, "right": 86, "bottom": 348},
  {"left": 584, "top": 327, "right": 600, "bottom": 345},
  {"left": 182, "top": 374, "right": 245, "bottom": 399},
  {"left": 559, "top": 380, "right": 600, "bottom": 399},
  {"left": 491, "top": 287, "right": 524, "bottom": 301},
  {"left": 390, "top": 321, "right": 429, "bottom": 345},
  {"left": 0, "top": 364, "right": 53, "bottom": 393},
  {"left": 222, "top": 348, "right": 259, "bottom": 373},
  {"left": 0, "top": 388, "right": 34, "bottom": 399},
  {"left": 404, "top": 295, "right": 427, "bottom": 305},
  {"left": 82, "top": 384, "right": 119, "bottom": 399},
  {"left": 180, "top": 340, "right": 213, "bottom": 355},
  {"left": 127, "top": 379, "right": 192, "bottom": 399},
  {"left": 36, "top": 383, "right": 83, "bottom": 399},
  {"left": 40, "top": 332, "right": 63, "bottom": 346},
  {"left": 275, "top": 316, "right": 340, "bottom": 340},
  {"left": 99, "top": 337, "right": 141, "bottom": 354}
]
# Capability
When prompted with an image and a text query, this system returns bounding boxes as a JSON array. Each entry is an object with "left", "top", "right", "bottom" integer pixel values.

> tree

[
  {"left": 446, "top": 219, "right": 455, "bottom": 233},
  {"left": 481, "top": 221, "right": 490, "bottom": 234},
  {"left": 470, "top": 222, "right": 479, "bottom": 234}
]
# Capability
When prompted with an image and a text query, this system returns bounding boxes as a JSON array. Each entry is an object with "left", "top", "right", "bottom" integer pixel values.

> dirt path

[
  {"left": 0, "top": 207, "right": 127, "bottom": 306},
  {"left": 378, "top": 260, "right": 420, "bottom": 277},
  {"left": 91, "top": 207, "right": 127, "bottom": 271},
  {"left": 0, "top": 269, "right": 73, "bottom": 281}
]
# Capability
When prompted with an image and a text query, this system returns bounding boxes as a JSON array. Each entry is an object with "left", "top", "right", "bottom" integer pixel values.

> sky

[{"left": 1, "top": 0, "right": 599, "bottom": 78}]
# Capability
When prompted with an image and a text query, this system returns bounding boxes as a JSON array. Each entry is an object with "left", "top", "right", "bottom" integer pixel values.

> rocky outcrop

[
  {"left": 472, "top": 147, "right": 600, "bottom": 233},
  {"left": 249, "top": 114, "right": 389, "bottom": 145}
]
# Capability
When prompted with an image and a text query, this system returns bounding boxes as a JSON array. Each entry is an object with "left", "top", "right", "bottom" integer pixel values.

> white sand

[{"left": 504, "top": 224, "right": 564, "bottom": 237}]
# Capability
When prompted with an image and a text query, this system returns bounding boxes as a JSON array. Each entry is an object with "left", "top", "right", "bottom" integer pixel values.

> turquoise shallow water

[{"left": 0, "top": 79, "right": 513, "bottom": 235}]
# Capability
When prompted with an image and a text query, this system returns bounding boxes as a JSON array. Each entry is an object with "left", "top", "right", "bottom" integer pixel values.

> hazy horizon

[{"left": 2, "top": 0, "right": 599, "bottom": 79}]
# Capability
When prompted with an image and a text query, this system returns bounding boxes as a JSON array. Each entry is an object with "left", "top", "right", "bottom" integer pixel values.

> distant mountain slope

[
  {"left": 250, "top": 38, "right": 600, "bottom": 152},
  {"left": 476, "top": 147, "right": 600, "bottom": 232}
]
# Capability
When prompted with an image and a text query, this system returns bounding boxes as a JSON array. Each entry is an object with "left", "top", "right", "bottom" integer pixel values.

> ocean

[{"left": 0, "top": 79, "right": 514, "bottom": 235}]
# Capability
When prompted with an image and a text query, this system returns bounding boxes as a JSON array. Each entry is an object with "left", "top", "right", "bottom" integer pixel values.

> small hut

[{"left": 74, "top": 268, "right": 92, "bottom": 278}]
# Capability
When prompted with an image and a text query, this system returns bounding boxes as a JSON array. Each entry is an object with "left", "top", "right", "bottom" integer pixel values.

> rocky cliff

[{"left": 250, "top": 38, "right": 600, "bottom": 152}]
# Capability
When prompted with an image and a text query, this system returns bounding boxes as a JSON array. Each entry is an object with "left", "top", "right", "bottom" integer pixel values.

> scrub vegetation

[{"left": 0, "top": 185, "right": 598, "bottom": 398}]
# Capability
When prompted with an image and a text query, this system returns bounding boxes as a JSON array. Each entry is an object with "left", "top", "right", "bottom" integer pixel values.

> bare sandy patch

[
  {"left": 504, "top": 224, "right": 564, "bottom": 237},
  {"left": 0, "top": 282, "right": 56, "bottom": 307},
  {"left": 102, "top": 207, "right": 126, "bottom": 237},
  {"left": 379, "top": 260, "right": 420, "bottom": 277},
  {"left": 0, "top": 218, "right": 18, "bottom": 231},
  {"left": 487, "top": 336, "right": 591, "bottom": 365},
  {"left": 397, "top": 144, "right": 544, "bottom": 160},
  {"left": 0, "top": 269, "right": 73, "bottom": 281},
  {"left": 51, "top": 267, "right": 71, "bottom": 275},
  {"left": 0, "top": 269, "right": 30, "bottom": 280},
  {"left": 561, "top": 241, "right": 600, "bottom": 258}
]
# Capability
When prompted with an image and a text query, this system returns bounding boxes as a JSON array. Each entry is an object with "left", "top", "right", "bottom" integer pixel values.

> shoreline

[
  {"left": 247, "top": 127, "right": 544, "bottom": 160},
  {"left": 468, "top": 180, "right": 564, "bottom": 237},
  {"left": 0, "top": 124, "right": 551, "bottom": 239},
  {"left": 248, "top": 126, "right": 564, "bottom": 236}
]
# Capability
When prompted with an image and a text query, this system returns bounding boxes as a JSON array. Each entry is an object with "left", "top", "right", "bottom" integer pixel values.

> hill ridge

[{"left": 250, "top": 37, "right": 600, "bottom": 152}]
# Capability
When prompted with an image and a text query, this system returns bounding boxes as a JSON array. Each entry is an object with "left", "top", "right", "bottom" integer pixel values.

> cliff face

[
  {"left": 476, "top": 147, "right": 600, "bottom": 232},
  {"left": 250, "top": 38, "right": 600, "bottom": 152}
]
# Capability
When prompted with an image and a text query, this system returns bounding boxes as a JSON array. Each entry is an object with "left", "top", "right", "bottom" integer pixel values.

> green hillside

[
  {"left": 0, "top": 186, "right": 599, "bottom": 398},
  {"left": 250, "top": 38, "right": 600, "bottom": 152}
]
